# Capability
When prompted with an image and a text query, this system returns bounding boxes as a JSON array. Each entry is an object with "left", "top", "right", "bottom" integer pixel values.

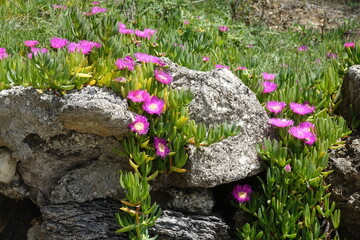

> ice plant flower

[
  {"left": 128, "top": 115, "right": 149, "bottom": 135},
  {"left": 28, "top": 48, "right": 48, "bottom": 59},
  {"left": 154, "top": 68, "right": 173, "bottom": 84},
  {"left": 218, "top": 26, "right": 229, "bottom": 32},
  {"left": 288, "top": 122, "right": 317, "bottom": 145},
  {"left": 262, "top": 72, "right": 276, "bottom": 81},
  {"left": 92, "top": 1, "right": 100, "bottom": 5},
  {"left": 344, "top": 42, "right": 355, "bottom": 48},
  {"left": 202, "top": 56, "right": 209, "bottom": 62},
  {"left": 284, "top": 164, "right": 291, "bottom": 172},
  {"left": 85, "top": 6, "right": 107, "bottom": 15},
  {"left": 135, "top": 29, "right": 157, "bottom": 40},
  {"left": 154, "top": 137, "right": 170, "bottom": 158},
  {"left": 114, "top": 77, "right": 127, "bottom": 82},
  {"left": 0, "top": 48, "right": 8, "bottom": 60},
  {"left": 127, "top": 90, "right": 150, "bottom": 103},
  {"left": 262, "top": 81, "right": 277, "bottom": 93},
  {"left": 50, "top": 37, "right": 68, "bottom": 49},
  {"left": 268, "top": 118, "right": 294, "bottom": 128},
  {"left": 68, "top": 40, "right": 101, "bottom": 54},
  {"left": 215, "top": 64, "right": 230, "bottom": 70},
  {"left": 115, "top": 56, "right": 135, "bottom": 71},
  {"left": 326, "top": 52, "right": 338, "bottom": 59},
  {"left": 143, "top": 96, "right": 165, "bottom": 115},
  {"left": 118, "top": 22, "right": 134, "bottom": 34},
  {"left": 232, "top": 184, "right": 252, "bottom": 203},
  {"left": 134, "top": 52, "right": 165, "bottom": 66},
  {"left": 24, "top": 40, "right": 39, "bottom": 47},
  {"left": 266, "top": 101, "right": 286, "bottom": 114},
  {"left": 290, "top": 102, "right": 315, "bottom": 115},
  {"left": 183, "top": 20, "right": 190, "bottom": 25},
  {"left": 234, "top": 66, "right": 247, "bottom": 71},
  {"left": 298, "top": 45, "right": 308, "bottom": 52}
]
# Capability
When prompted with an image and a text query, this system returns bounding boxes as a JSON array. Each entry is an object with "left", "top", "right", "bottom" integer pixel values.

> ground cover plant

[{"left": 0, "top": 0, "right": 359, "bottom": 239}]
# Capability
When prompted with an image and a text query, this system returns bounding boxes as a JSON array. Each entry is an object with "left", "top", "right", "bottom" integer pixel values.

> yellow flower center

[
  {"left": 158, "top": 74, "right": 167, "bottom": 81},
  {"left": 158, "top": 143, "right": 165, "bottom": 152},
  {"left": 149, "top": 103, "right": 158, "bottom": 111},
  {"left": 134, "top": 122, "right": 144, "bottom": 131},
  {"left": 237, "top": 191, "right": 247, "bottom": 199}
]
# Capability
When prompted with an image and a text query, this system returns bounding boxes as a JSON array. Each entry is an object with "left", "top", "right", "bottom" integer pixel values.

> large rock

[
  {"left": 155, "top": 59, "right": 272, "bottom": 188},
  {"left": 336, "top": 65, "right": 360, "bottom": 123},
  {"left": 328, "top": 131, "right": 360, "bottom": 239}
]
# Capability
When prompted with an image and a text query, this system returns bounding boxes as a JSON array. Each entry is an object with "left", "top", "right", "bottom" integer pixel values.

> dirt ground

[{"left": 237, "top": 0, "right": 360, "bottom": 32}]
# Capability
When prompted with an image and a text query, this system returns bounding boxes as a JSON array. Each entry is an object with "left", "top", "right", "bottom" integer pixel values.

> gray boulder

[
  {"left": 336, "top": 65, "right": 360, "bottom": 123},
  {"left": 328, "top": 131, "right": 360, "bottom": 239}
]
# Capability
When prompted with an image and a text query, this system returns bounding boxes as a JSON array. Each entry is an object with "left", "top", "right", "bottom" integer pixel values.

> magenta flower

[
  {"left": 127, "top": 90, "right": 150, "bottom": 102},
  {"left": 288, "top": 122, "right": 317, "bottom": 145},
  {"left": 262, "top": 81, "right": 277, "bottom": 93},
  {"left": 326, "top": 52, "right": 338, "bottom": 59},
  {"left": 202, "top": 56, "right": 209, "bottom": 62},
  {"left": 290, "top": 102, "right": 315, "bottom": 115},
  {"left": 52, "top": 5, "right": 67, "bottom": 10},
  {"left": 234, "top": 66, "right": 247, "bottom": 71},
  {"left": 135, "top": 29, "right": 157, "bottom": 40},
  {"left": 134, "top": 52, "right": 165, "bottom": 66},
  {"left": 183, "top": 20, "right": 190, "bottom": 25},
  {"left": 215, "top": 64, "right": 230, "bottom": 70},
  {"left": 218, "top": 26, "right": 229, "bottom": 32},
  {"left": 92, "top": 1, "right": 100, "bottom": 5},
  {"left": 154, "top": 137, "right": 170, "bottom": 158},
  {"left": 284, "top": 164, "right": 291, "bottom": 172},
  {"left": 28, "top": 48, "right": 48, "bottom": 59},
  {"left": 232, "top": 184, "right": 252, "bottom": 203},
  {"left": 24, "top": 40, "right": 39, "bottom": 47},
  {"left": 85, "top": 6, "right": 107, "bottom": 15},
  {"left": 266, "top": 101, "right": 286, "bottom": 114},
  {"left": 118, "top": 22, "right": 134, "bottom": 34},
  {"left": 50, "top": 37, "right": 68, "bottom": 49},
  {"left": 115, "top": 56, "right": 135, "bottom": 71},
  {"left": 143, "top": 96, "right": 165, "bottom": 115},
  {"left": 344, "top": 42, "right": 355, "bottom": 48},
  {"left": 262, "top": 72, "right": 276, "bottom": 81},
  {"left": 128, "top": 115, "right": 149, "bottom": 135},
  {"left": 268, "top": 118, "right": 294, "bottom": 128},
  {"left": 114, "top": 77, "right": 127, "bottom": 82},
  {"left": 298, "top": 45, "right": 308, "bottom": 52},
  {"left": 154, "top": 68, "right": 173, "bottom": 84},
  {"left": 68, "top": 40, "right": 101, "bottom": 54},
  {"left": 0, "top": 48, "right": 8, "bottom": 60}
]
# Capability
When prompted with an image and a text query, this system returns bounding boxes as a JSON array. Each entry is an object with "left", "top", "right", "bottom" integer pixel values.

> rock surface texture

[
  {"left": 336, "top": 65, "right": 360, "bottom": 123},
  {"left": 328, "top": 131, "right": 360, "bottom": 239},
  {"left": 0, "top": 59, "right": 272, "bottom": 239}
]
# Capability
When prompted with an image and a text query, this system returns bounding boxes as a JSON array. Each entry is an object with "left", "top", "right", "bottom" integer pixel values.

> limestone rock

[
  {"left": 328, "top": 132, "right": 360, "bottom": 239},
  {"left": 0, "top": 148, "right": 16, "bottom": 183},
  {"left": 156, "top": 59, "right": 272, "bottom": 187},
  {"left": 336, "top": 65, "right": 360, "bottom": 123}
]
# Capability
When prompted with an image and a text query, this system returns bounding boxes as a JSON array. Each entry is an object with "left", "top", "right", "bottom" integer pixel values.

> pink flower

[
  {"left": 215, "top": 64, "right": 230, "bottom": 70},
  {"left": 268, "top": 118, "right": 294, "bottom": 128},
  {"left": 135, "top": 29, "right": 157, "bottom": 40},
  {"left": 290, "top": 102, "right": 315, "bottom": 115},
  {"left": 24, "top": 40, "right": 39, "bottom": 47},
  {"left": 28, "top": 47, "right": 48, "bottom": 59},
  {"left": 218, "top": 26, "right": 229, "bottom": 32},
  {"left": 127, "top": 90, "right": 150, "bottom": 102},
  {"left": 128, "top": 115, "right": 149, "bottom": 135},
  {"left": 115, "top": 56, "right": 135, "bottom": 71},
  {"left": 87, "top": 6, "right": 107, "bottom": 15},
  {"left": 288, "top": 122, "right": 317, "bottom": 145},
  {"left": 262, "top": 72, "right": 276, "bottom": 81},
  {"left": 114, "top": 77, "right": 127, "bottom": 82},
  {"left": 154, "top": 137, "right": 170, "bottom": 158},
  {"left": 344, "top": 42, "right": 355, "bottom": 48},
  {"left": 68, "top": 40, "right": 101, "bottom": 54},
  {"left": 0, "top": 48, "right": 8, "bottom": 60},
  {"left": 92, "top": 1, "right": 100, "bottom": 5},
  {"left": 183, "top": 20, "right": 190, "bottom": 25},
  {"left": 298, "top": 45, "right": 308, "bottom": 52},
  {"left": 262, "top": 81, "right": 277, "bottom": 93},
  {"left": 234, "top": 66, "right": 247, "bottom": 71},
  {"left": 326, "top": 52, "right": 338, "bottom": 59},
  {"left": 232, "top": 184, "right": 252, "bottom": 203},
  {"left": 284, "top": 164, "right": 291, "bottom": 172},
  {"left": 202, "top": 56, "right": 209, "bottom": 62},
  {"left": 52, "top": 5, "right": 67, "bottom": 10},
  {"left": 154, "top": 68, "right": 173, "bottom": 84},
  {"left": 118, "top": 22, "right": 134, "bottom": 34},
  {"left": 134, "top": 52, "right": 165, "bottom": 66},
  {"left": 266, "top": 101, "right": 286, "bottom": 114},
  {"left": 142, "top": 96, "right": 165, "bottom": 115},
  {"left": 50, "top": 37, "right": 68, "bottom": 49}
]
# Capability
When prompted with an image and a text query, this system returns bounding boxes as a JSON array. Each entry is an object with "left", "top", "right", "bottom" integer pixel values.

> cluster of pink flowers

[
  {"left": 289, "top": 122, "right": 317, "bottom": 145},
  {"left": 134, "top": 52, "right": 165, "bottom": 66},
  {"left": 115, "top": 56, "right": 135, "bottom": 71},
  {"left": 218, "top": 26, "right": 229, "bottom": 32},
  {"left": 0, "top": 48, "right": 8, "bottom": 60},
  {"left": 344, "top": 42, "right": 355, "bottom": 48},
  {"left": 261, "top": 72, "right": 277, "bottom": 93},
  {"left": 118, "top": 23, "right": 157, "bottom": 40},
  {"left": 68, "top": 40, "right": 101, "bottom": 54},
  {"left": 127, "top": 90, "right": 165, "bottom": 116},
  {"left": 50, "top": 37, "right": 69, "bottom": 49},
  {"left": 84, "top": 6, "right": 107, "bottom": 16}
]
